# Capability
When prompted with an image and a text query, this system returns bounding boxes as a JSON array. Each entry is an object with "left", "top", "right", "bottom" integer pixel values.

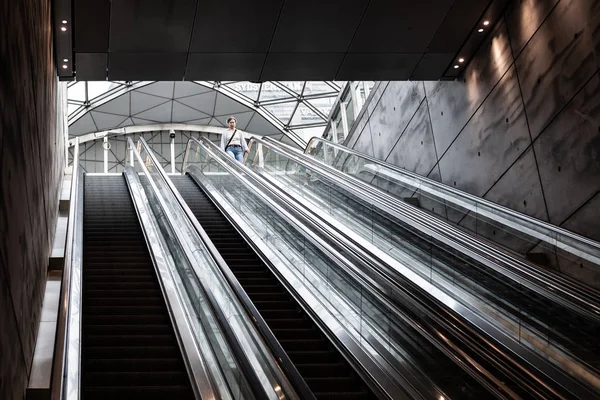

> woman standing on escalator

[{"left": 221, "top": 116, "right": 248, "bottom": 162}]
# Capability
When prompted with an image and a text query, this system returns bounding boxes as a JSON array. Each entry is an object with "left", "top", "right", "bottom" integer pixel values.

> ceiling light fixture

[
  {"left": 62, "top": 64, "right": 68, "bottom": 69},
  {"left": 483, "top": 20, "right": 490, "bottom": 26},
  {"left": 61, "top": 26, "right": 67, "bottom": 31},
  {"left": 63, "top": 58, "right": 69, "bottom": 62},
  {"left": 458, "top": 58, "right": 465, "bottom": 63},
  {"left": 62, "top": 20, "right": 67, "bottom": 24},
  {"left": 454, "top": 65, "right": 459, "bottom": 69},
  {"left": 478, "top": 28, "right": 484, "bottom": 33}
]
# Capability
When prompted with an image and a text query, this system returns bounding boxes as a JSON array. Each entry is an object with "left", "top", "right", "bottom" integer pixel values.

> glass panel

[
  {"left": 68, "top": 82, "right": 86, "bottom": 102},
  {"left": 185, "top": 139, "right": 507, "bottom": 399},
  {"left": 248, "top": 139, "right": 600, "bottom": 389},
  {"left": 87, "top": 81, "right": 121, "bottom": 100},
  {"left": 259, "top": 82, "right": 296, "bottom": 102},
  {"left": 304, "top": 138, "right": 600, "bottom": 286}
]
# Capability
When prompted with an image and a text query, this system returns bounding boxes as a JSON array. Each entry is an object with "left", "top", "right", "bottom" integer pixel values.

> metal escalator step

[
  {"left": 85, "top": 315, "right": 170, "bottom": 325},
  {"left": 84, "top": 297, "right": 164, "bottom": 307},
  {"left": 83, "top": 176, "right": 192, "bottom": 399},
  {"left": 84, "top": 358, "right": 184, "bottom": 372},
  {"left": 85, "top": 346, "right": 181, "bottom": 359},
  {"left": 294, "top": 363, "right": 350, "bottom": 377},
  {"left": 278, "top": 339, "right": 330, "bottom": 351},
  {"left": 84, "top": 305, "right": 166, "bottom": 315},
  {"left": 83, "top": 386, "right": 193, "bottom": 400},
  {"left": 84, "top": 371, "right": 189, "bottom": 386},
  {"left": 84, "top": 324, "right": 172, "bottom": 335},
  {"left": 85, "top": 289, "right": 162, "bottom": 298},
  {"left": 285, "top": 350, "right": 340, "bottom": 364},
  {"left": 85, "top": 282, "right": 158, "bottom": 290},
  {"left": 85, "top": 334, "right": 176, "bottom": 347},
  {"left": 304, "top": 377, "right": 366, "bottom": 393}
]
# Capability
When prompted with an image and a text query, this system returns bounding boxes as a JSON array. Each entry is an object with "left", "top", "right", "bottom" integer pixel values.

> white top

[{"left": 221, "top": 129, "right": 248, "bottom": 151}]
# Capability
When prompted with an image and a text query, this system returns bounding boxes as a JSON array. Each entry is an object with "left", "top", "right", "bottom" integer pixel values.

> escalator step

[
  {"left": 83, "top": 176, "right": 192, "bottom": 399},
  {"left": 84, "top": 371, "right": 189, "bottom": 386},
  {"left": 85, "top": 345, "right": 181, "bottom": 359},
  {"left": 84, "top": 324, "right": 172, "bottom": 335},
  {"left": 85, "top": 358, "right": 185, "bottom": 372},
  {"left": 85, "top": 334, "right": 176, "bottom": 347},
  {"left": 83, "top": 386, "right": 193, "bottom": 400}
]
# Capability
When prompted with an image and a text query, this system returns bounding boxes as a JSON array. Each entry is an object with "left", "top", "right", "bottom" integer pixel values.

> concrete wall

[
  {"left": 0, "top": 0, "right": 65, "bottom": 397},
  {"left": 344, "top": 0, "right": 600, "bottom": 283}
]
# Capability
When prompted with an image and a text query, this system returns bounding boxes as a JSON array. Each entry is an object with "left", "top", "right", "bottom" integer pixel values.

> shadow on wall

[{"left": 0, "top": 0, "right": 64, "bottom": 399}]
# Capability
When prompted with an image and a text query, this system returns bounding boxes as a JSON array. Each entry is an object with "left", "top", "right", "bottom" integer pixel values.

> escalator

[
  {"left": 279, "top": 173, "right": 600, "bottom": 374},
  {"left": 247, "top": 140, "right": 600, "bottom": 382},
  {"left": 82, "top": 175, "right": 194, "bottom": 400},
  {"left": 171, "top": 174, "right": 377, "bottom": 399}
]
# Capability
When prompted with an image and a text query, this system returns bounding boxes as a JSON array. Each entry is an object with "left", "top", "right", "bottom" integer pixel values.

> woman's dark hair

[{"left": 226, "top": 116, "right": 236, "bottom": 123}]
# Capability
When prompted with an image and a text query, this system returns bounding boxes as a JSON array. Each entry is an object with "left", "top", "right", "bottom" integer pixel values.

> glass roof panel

[
  {"left": 263, "top": 103, "right": 293, "bottom": 125},
  {"left": 223, "top": 81, "right": 261, "bottom": 101},
  {"left": 68, "top": 80, "right": 344, "bottom": 145},
  {"left": 69, "top": 82, "right": 86, "bottom": 102},
  {"left": 303, "top": 81, "right": 340, "bottom": 96},
  {"left": 259, "top": 82, "right": 297, "bottom": 102},
  {"left": 87, "top": 81, "right": 122, "bottom": 100}
]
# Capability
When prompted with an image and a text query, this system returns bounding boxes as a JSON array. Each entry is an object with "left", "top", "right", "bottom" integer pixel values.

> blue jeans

[{"left": 226, "top": 145, "right": 244, "bottom": 162}]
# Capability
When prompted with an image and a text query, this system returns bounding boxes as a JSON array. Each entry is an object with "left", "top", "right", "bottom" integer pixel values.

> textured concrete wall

[
  {"left": 345, "top": 0, "right": 600, "bottom": 284},
  {"left": 0, "top": 0, "right": 64, "bottom": 397}
]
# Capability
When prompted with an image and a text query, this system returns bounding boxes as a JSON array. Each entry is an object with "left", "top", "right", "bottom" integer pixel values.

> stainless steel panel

[
  {"left": 368, "top": 81, "right": 425, "bottom": 161},
  {"left": 385, "top": 98, "right": 437, "bottom": 177},
  {"left": 515, "top": 0, "right": 600, "bottom": 140},
  {"left": 424, "top": 19, "right": 514, "bottom": 156},
  {"left": 438, "top": 65, "right": 531, "bottom": 199},
  {"left": 533, "top": 72, "right": 600, "bottom": 225}
]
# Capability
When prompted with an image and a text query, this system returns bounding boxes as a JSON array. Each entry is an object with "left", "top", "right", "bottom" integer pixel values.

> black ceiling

[{"left": 57, "top": 0, "right": 501, "bottom": 81}]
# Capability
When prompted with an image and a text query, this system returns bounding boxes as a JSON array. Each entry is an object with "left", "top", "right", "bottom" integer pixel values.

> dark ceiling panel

[
  {"left": 410, "top": 53, "right": 454, "bottom": 80},
  {"left": 74, "top": 0, "right": 110, "bottom": 52},
  {"left": 76, "top": 53, "right": 108, "bottom": 80},
  {"left": 269, "top": 0, "right": 368, "bottom": 52},
  {"left": 427, "top": 0, "right": 489, "bottom": 52},
  {"left": 349, "top": 0, "right": 454, "bottom": 53},
  {"left": 186, "top": 53, "right": 265, "bottom": 81},
  {"left": 336, "top": 53, "right": 421, "bottom": 80},
  {"left": 189, "top": 0, "right": 284, "bottom": 53},
  {"left": 110, "top": 0, "right": 197, "bottom": 52},
  {"left": 260, "top": 53, "right": 344, "bottom": 81},
  {"left": 108, "top": 53, "right": 187, "bottom": 80}
]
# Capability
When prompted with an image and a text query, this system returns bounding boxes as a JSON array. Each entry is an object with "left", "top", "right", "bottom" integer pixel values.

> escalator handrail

[
  {"left": 303, "top": 136, "right": 600, "bottom": 267},
  {"left": 123, "top": 167, "right": 223, "bottom": 399},
  {"left": 187, "top": 136, "right": 543, "bottom": 399},
  {"left": 135, "top": 137, "right": 314, "bottom": 400},
  {"left": 51, "top": 138, "right": 84, "bottom": 400},
  {"left": 256, "top": 136, "right": 600, "bottom": 322}
]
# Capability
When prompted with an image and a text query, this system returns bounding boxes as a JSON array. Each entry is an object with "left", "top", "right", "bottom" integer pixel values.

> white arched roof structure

[{"left": 67, "top": 81, "right": 342, "bottom": 146}]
